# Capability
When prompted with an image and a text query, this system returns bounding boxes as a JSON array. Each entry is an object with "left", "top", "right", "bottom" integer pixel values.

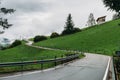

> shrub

[
  {"left": 73, "top": 28, "right": 81, "bottom": 33},
  {"left": 61, "top": 27, "right": 81, "bottom": 36},
  {"left": 34, "top": 35, "right": 47, "bottom": 42},
  {"left": 61, "top": 29, "right": 72, "bottom": 35},
  {"left": 10, "top": 40, "right": 22, "bottom": 48},
  {"left": 50, "top": 32, "right": 59, "bottom": 38},
  {"left": 0, "top": 46, "right": 7, "bottom": 50},
  {"left": 65, "top": 52, "right": 78, "bottom": 56}
]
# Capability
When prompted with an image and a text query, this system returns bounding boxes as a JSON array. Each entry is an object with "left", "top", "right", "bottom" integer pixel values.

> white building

[{"left": 96, "top": 16, "right": 106, "bottom": 24}]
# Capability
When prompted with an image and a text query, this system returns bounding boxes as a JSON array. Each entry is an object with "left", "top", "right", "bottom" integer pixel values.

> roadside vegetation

[
  {"left": 0, "top": 44, "right": 84, "bottom": 73},
  {"left": 0, "top": 45, "right": 67, "bottom": 63}
]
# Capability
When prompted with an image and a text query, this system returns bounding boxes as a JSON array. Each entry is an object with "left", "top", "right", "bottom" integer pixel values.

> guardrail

[
  {"left": 113, "top": 56, "right": 120, "bottom": 80},
  {"left": 0, "top": 54, "right": 80, "bottom": 72}
]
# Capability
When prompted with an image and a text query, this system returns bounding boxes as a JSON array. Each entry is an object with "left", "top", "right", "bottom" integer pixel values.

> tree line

[{"left": 34, "top": 13, "right": 81, "bottom": 43}]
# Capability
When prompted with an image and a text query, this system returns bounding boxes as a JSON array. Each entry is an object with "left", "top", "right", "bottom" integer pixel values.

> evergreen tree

[
  {"left": 0, "top": 1, "right": 15, "bottom": 34},
  {"left": 87, "top": 13, "right": 96, "bottom": 27},
  {"left": 103, "top": 0, "right": 120, "bottom": 16},
  {"left": 62, "top": 14, "right": 75, "bottom": 35},
  {"left": 65, "top": 14, "right": 74, "bottom": 31}
]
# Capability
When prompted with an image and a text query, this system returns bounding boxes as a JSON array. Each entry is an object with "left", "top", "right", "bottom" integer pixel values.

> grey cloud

[
  {"left": 2, "top": 0, "right": 50, "bottom": 13},
  {"left": 0, "top": 0, "right": 115, "bottom": 40}
]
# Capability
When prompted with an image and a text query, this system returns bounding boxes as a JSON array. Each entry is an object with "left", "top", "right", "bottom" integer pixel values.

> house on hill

[{"left": 96, "top": 16, "right": 106, "bottom": 24}]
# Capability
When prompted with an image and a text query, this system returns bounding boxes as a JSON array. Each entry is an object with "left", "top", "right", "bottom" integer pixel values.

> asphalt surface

[{"left": 0, "top": 53, "right": 110, "bottom": 80}]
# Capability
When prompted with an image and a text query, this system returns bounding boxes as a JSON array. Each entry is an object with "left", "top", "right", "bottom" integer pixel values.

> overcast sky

[{"left": 0, "top": 0, "right": 115, "bottom": 40}]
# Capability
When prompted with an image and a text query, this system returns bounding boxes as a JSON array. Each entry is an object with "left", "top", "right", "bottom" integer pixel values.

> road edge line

[{"left": 103, "top": 57, "right": 111, "bottom": 80}]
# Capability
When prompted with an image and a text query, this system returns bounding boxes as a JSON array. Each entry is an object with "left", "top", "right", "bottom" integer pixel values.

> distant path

[
  {"left": 0, "top": 53, "right": 110, "bottom": 80},
  {"left": 26, "top": 41, "right": 81, "bottom": 53}
]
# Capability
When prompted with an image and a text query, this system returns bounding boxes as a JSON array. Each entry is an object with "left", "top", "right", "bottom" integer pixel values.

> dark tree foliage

[
  {"left": 62, "top": 14, "right": 74, "bottom": 35},
  {"left": 10, "top": 40, "right": 22, "bottom": 48},
  {"left": 0, "top": 1, "right": 15, "bottom": 33},
  {"left": 34, "top": 35, "right": 47, "bottom": 42},
  {"left": 73, "top": 28, "right": 81, "bottom": 33},
  {"left": 65, "top": 14, "right": 74, "bottom": 31},
  {"left": 62, "top": 14, "right": 81, "bottom": 35},
  {"left": 103, "top": 0, "right": 120, "bottom": 15},
  {"left": 50, "top": 32, "right": 59, "bottom": 38}
]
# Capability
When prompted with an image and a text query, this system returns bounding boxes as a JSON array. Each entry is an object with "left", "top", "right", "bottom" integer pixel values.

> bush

[
  {"left": 73, "top": 28, "right": 81, "bottom": 33},
  {"left": 0, "top": 46, "right": 7, "bottom": 50},
  {"left": 61, "top": 27, "right": 81, "bottom": 36},
  {"left": 10, "top": 40, "right": 22, "bottom": 48},
  {"left": 61, "top": 29, "right": 71, "bottom": 35},
  {"left": 34, "top": 35, "right": 47, "bottom": 42},
  {"left": 65, "top": 52, "right": 79, "bottom": 56},
  {"left": 50, "top": 32, "right": 59, "bottom": 38}
]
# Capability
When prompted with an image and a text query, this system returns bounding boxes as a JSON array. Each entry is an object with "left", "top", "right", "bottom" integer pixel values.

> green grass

[
  {"left": 0, "top": 45, "right": 70, "bottom": 73},
  {"left": 0, "top": 45, "right": 67, "bottom": 63},
  {"left": 34, "top": 19, "right": 120, "bottom": 56}
]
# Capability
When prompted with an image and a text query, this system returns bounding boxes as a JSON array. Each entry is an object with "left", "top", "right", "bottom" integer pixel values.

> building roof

[{"left": 96, "top": 16, "right": 106, "bottom": 22}]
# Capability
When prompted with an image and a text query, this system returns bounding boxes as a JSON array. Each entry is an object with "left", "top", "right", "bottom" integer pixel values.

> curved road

[{"left": 0, "top": 53, "right": 110, "bottom": 80}]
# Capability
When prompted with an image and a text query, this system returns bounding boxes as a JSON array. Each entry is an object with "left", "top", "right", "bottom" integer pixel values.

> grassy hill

[
  {"left": 0, "top": 45, "right": 69, "bottom": 73},
  {"left": 34, "top": 19, "right": 120, "bottom": 56},
  {"left": 0, "top": 45, "right": 67, "bottom": 63}
]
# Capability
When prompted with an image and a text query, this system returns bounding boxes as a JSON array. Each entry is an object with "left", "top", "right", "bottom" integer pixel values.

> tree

[
  {"left": 103, "top": 0, "right": 120, "bottom": 16},
  {"left": 65, "top": 14, "right": 74, "bottom": 31},
  {"left": 0, "top": 1, "right": 15, "bottom": 34},
  {"left": 62, "top": 14, "right": 75, "bottom": 35},
  {"left": 61, "top": 13, "right": 81, "bottom": 35},
  {"left": 50, "top": 32, "right": 59, "bottom": 38},
  {"left": 34, "top": 35, "right": 47, "bottom": 42},
  {"left": 87, "top": 13, "right": 96, "bottom": 27},
  {"left": 10, "top": 40, "right": 22, "bottom": 48}
]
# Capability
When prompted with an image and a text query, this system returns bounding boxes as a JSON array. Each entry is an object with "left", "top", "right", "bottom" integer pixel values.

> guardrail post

[
  {"left": 21, "top": 58, "right": 23, "bottom": 73},
  {"left": 61, "top": 55, "right": 63, "bottom": 64},
  {"left": 41, "top": 58, "right": 43, "bottom": 70},
  {"left": 54, "top": 56, "right": 57, "bottom": 67}
]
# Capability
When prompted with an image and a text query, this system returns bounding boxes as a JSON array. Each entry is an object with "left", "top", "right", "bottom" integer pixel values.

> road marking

[{"left": 103, "top": 57, "right": 111, "bottom": 80}]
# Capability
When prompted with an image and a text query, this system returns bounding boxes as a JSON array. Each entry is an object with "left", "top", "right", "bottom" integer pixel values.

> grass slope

[
  {"left": 0, "top": 45, "right": 67, "bottom": 63},
  {"left": 0, "top": 45, "right": 69, "bottom": 73},
  {"left": 34, "top": 19, "right": 120, "bottom": 55}
]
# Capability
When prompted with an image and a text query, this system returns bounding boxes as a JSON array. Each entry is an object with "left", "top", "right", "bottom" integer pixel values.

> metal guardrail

[
  {"left": 113, "top": 56, "right": 120, "bottom": 80},
  {"left": 0, "top": 54, "right": 80, "bottom": 67},
  {"left": 112, "top": 57, "right": 116, "bottom": 80}
]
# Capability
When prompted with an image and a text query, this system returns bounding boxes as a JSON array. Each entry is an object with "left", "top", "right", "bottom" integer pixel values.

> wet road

[{"left": 0, "top": 53, "right": 110, "bottom": 80}]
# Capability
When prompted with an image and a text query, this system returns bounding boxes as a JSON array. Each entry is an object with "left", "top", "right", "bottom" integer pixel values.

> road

[{"left": 0, "top": 53, "right": 110, "bottom": 80}]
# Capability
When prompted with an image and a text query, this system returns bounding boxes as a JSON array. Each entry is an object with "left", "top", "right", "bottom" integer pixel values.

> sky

[{"left": 0, "top": 0, "right": 115, "bottom": 40}]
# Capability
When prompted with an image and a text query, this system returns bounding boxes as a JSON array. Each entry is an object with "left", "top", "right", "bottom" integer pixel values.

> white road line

[{"left": 103, "top": 57, "right": 111, "bottom": 80}]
